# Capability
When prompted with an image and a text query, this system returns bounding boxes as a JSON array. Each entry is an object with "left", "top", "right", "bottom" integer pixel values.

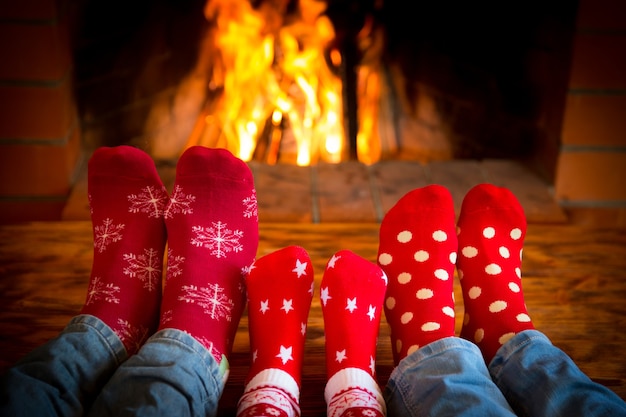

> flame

[{"left": 200, "top": 0, "right": 382, "bottom": 165}]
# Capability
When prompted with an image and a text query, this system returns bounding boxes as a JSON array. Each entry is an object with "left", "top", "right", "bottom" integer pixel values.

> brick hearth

[{"left": 63, "top": 158, "right": 567, "bottom": 224}]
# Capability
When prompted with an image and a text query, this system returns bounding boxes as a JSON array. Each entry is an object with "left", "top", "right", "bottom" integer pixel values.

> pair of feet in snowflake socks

[
  {"left": 81, "top": 145, "right": 258, "bottom": 366},
  {"left": 377, "top": 184, "right": 535, "bottom": 366},
  {"left": 236, "top": 248, "right": 388, "bottom": 417}
]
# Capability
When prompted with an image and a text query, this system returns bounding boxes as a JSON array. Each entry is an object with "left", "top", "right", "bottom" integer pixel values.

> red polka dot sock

[
  {"left": 457, "top": 183, "right": 534, "bottom": 363},
  {"left": 159, "top": 146, "right": 259, "bottom": 365},
  {"left": 321, "top": 250, "right": 387, "bottom": 417},
  {"left": 80, "top": 146, "right": 168, "bottom": 355},
  {"left": 377, "top": 185, "right": 457, "bottom": 365},
  {"left": 237, "top": 246, "right": 314, "bottom": 417}
]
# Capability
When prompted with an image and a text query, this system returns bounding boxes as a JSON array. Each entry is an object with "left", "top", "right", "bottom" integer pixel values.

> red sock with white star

[
  {"left": 237, "top": 246, "right": 314, "bottom": 417},
  {"left": 377, "top": 185, "right": 457, "bottom": 365},
  {"left": 159, "top": 146, "right": 259, "bottom": 366},
  {"left": 457, "top": 184, "right": 534, "bottom": 363},
  {"left": 80, "top": 146, "right": 168, "bottom": 355},
  {"left": 321, "top": 250, "right": 387, "bottom": 417}
]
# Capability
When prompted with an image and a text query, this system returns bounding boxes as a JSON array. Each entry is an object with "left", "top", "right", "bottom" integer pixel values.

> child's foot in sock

[
  {"left": 377, "top": 185, "right": 457, "bottom": 365},
  {"left": 81, "top": 146, "right": 168, "bottom": 355},
  {"left": 321, "top": 250, "right": 387, "bottom": 417},
  {"left": 237, "top": 246, "right": 314, "bottom": 417},
  {"left": 159, "top": 146, "right": 259, "bottom": 365},
  {"left": 457, "top": 183, "right": 534, "bottom": 363}
]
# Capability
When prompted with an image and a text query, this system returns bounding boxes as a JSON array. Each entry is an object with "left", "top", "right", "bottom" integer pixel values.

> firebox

[{"left": 71, "top": 0, "right": 578, "bottom": 175}]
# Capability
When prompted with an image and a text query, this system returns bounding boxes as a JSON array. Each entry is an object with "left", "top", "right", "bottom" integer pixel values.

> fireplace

[
  {"left": 14, "top": 0, "right": 626, "bottom": 225},
  {"left": 71, "top": 0, "right": 578, "bottom": 175}
]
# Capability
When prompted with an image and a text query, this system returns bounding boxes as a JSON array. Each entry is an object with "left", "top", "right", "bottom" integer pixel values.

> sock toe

[
  {"left": 460, "top": 184, "right": 526, "bottom": 219},
  {"left": 177, "top": 146, "right": 254, "bottom": 184},
  {"left": 89, "top": 146, "right": 160, "bottom": 180}
]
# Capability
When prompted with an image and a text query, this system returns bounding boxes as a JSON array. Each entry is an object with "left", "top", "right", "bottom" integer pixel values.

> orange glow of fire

[{"left": 202, "top": 0, "right": 382, "bottom": 165}]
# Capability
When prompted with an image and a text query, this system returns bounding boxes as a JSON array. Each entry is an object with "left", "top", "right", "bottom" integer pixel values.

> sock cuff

[
  {"left": 239, "top": 369, "right": 301, "bottom": 417},
  {"left": 324, "top": 367, "right": 385, "bottom": 414},
  {"left": 243, "top": 368, "right": 300, "bottom": 403}
]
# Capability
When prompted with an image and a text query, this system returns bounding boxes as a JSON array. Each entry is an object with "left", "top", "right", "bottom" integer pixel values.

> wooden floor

[{"left": 0, "top": 220, "right": 625, "bottom": 416}]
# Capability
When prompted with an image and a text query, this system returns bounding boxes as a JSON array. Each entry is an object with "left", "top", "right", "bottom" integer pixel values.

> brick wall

[
  {"left": 0, "top": 0, "right": 81, "bottom": 224},
  {"left": 555, "top": 0, "right": 626, "bottom": 225}
]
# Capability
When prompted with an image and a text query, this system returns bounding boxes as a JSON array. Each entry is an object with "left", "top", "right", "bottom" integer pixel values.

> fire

[{"left": 195, "top": 0, "right": 380, "bottom": 165}]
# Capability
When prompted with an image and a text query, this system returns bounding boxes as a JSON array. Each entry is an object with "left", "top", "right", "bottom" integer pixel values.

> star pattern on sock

[
  {"left": 276, "top": 345, "right": 294, "bottom": 365},
  {"left": 239, "top": 246, "right": 314, "bottom": 417},
  {"left": 293, "top": 259, "right": 308, "bottom": 277},
  {"left": 281, "top": 299, "right": 294, "bottom": 314},
  {"left": 321, "top": 250, "right": 387, "bottom": 381},
  {"left": 321, "top": 287, "right": 332, "bottom": 306},
  {"left": 346, "top": 298, "right": 358, "bottom": 313}
]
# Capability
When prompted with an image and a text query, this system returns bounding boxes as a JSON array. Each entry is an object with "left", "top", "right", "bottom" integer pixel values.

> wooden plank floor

[
  {"left": 0, "top": 221, "right": 625, "bottom": 416},
  {"left": 63, "top": 158, "right": 568, "bottom": 224}
]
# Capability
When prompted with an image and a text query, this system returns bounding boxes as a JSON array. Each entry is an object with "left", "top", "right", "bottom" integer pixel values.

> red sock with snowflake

[
  {"left": 457, "top": 184, "right": 534, "bottom": 363},
  {"left": 321, "top": 250, "right": 387, "bottom": 417},
  {"left": 159, "top": 146, "right": 259, "bottom": 366},
  {"left": 80, "top": 146, "right": 168, "bottom": 355},
  {"left": 377, "top": 185, "right": 457, "bottom": 365},
  {"left": 237, "top": 246, "right": 314, "bottom": 417}
]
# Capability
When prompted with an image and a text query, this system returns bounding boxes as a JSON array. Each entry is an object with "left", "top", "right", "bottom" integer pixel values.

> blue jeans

[
  {"left": 3, "top": 320, "right": 625, "bottom": 417},
  {"left": 0, "top": 315, "right": 227, "bottom": 417},
  {"left": 385, "top": 330, "right": 626, "bottom": 417}
]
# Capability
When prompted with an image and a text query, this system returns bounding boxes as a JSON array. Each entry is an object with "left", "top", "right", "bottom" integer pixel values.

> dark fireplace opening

[{"left": 70, "top": 0, "right": 578, "bottom": 178}]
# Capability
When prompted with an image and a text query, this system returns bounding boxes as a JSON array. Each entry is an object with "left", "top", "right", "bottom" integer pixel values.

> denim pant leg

[
  {"left": 384, "top": 336, "right": 517, "bottom": 417},
  {"left": 87, "top": 328, "right": 228, "bottom": 417},
  {"left": 489, "top": 330, "right": 626, "bottom": 417},
  {"left": 0, "top": 315, "right": 127, "bottom": 417}
]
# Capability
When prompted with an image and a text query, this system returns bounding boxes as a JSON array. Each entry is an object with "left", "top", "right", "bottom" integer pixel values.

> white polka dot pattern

[
  {"left": 416, "top": 288, "right": 434, "bottom": 299},
  {"left": 398, "top": 272, "right": 412, "bottom": 284},
  {"left": 457, "top": 184, "right": 534, "bottom": 362},
  {"left": 397, "top": 230, "right": 412, "bottom": 243},
  {"left": 377, "top": 185, "right": 458, "bottom": 365},
  {"left": 378, "top": 253, "right": 392, "bottom": 266},
  {"left": 401, "top": 312, "right": 414, "bottom": 324},
  {"left": 414, "top": 250, "right": 429, "bottom": 262}
]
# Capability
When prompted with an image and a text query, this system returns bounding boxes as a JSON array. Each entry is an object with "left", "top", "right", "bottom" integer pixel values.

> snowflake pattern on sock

[
  {"left": 190, "top": 221, "right": 244, "bottom": 257},
  {"left": 164, "top": 185, "right": 196, "bottom": 218},
  {"left": 178, "top": 283, "right": 235, "bottom": 321},
  {"left": 115, "top": 318, "right": 151, "bottom": 355},
  {"left": 128, "top": 185, "right": 169, "bottom": 217},
  {"left": 165, "top": 248, "right": 185, "bottom": 280},
  {"left": 160, "top": 146, "right": 258, "bottom": 363},
  {"left": 243, "top": 190, "right": 258, "bottom": 219},
  {"left": 81, "top": 146, "right": 168, "bottom": 355},
  {"left": 122, "top": 248, "right": 162, "bottom": 291},
  {"left": 93, "top": 218, "right": 125, "bottom": 253},
  {"left": 85, "top": 277, "right": 121, "bottom": 305}
]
